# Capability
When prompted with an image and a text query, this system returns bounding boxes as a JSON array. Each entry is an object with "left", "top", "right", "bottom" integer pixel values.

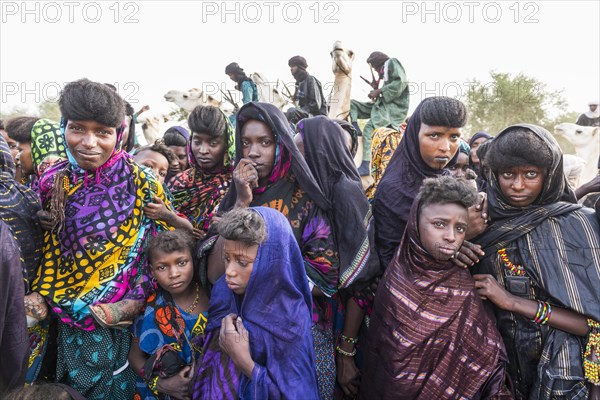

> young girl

[
  {"left": 193, "top": 207, "right": 319, "bottom": 399},
  {"left": 473, "top": 124, "right": 600, "bottom": 399},
  {"left": 361, "top": 176, "right": 512, "bottom": 399},
  {"left": 129, "top": 230, "right": 209, "bottom": 400}
]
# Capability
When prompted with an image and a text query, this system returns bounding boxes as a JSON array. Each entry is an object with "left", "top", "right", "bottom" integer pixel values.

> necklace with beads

[
  {"left": 182, "top": 283, "right": 200, "bottom": 314},
  {"left": 498, "top": 248, "right": 526, "bottom": 276}
]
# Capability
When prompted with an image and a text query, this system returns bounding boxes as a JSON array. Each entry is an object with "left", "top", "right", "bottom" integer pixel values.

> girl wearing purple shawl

[
  {"left": 372, "top": 97, "right": 467, "bottom": 269},
  {"left": 193, "top": 207, "right": 319, "bottom": 399}
]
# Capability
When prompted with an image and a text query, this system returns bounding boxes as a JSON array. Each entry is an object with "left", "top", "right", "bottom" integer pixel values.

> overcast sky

[{"left": 1, "top": 0, "right": 599, "bottom": 118}]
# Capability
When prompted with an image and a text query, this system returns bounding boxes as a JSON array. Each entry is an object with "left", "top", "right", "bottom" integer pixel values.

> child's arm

[
  {"left": 128, "top": 337, "right": 148, "bottom": 378},
  {"left": 144, "top": 196, "right": 194, "bottom": 233}
]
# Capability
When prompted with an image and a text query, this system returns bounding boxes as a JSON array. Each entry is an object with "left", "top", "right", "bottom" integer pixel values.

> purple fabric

[
  {"left": 372, "top": 98, "right": 459, "bottom": 269},
  {"left": 194, "top": 207, "right": 319, "bottom": 399}
]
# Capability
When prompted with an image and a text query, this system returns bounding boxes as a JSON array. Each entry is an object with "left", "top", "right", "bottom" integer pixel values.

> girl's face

[
  {"left": 223, "top": 239, "right": 259, "bottom": 296},
  {"left": 469, "top": 137, "right": 488, "bottom": 166},
  {"left": 134, "top": 149, "right": 169, "bottom": 184},
  {"left": 418, "top": 123, "right": 461, "bottom": 170},
  {"left": 64, "top": 120, "right": 117, "bottom": 170},
  {"left": 241, "top": 120, "right": 276, "bottom": 187},
  {"left": 497, "top": 165, "right": 545, "bottom": 207},
  {"left": 418, "top": 202, "right": 468, "bottom": 262},
  {"left": 168, "top": 145, "right": 188, "bottom": 173},
  {"left": 191, "top": 132, "right": 227, "bottom": 173},
  {"left": 150, "top": 248, "right": 194, "bottom": 298},
  {"left": 448, "top": 152, "right": 470, "bottom": 179}
]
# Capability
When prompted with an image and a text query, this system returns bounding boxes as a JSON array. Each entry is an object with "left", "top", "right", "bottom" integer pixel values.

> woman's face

[
  {"left": 418, "top": 123, "right": 461, "bottom": 170},
  {"left": 191, "top": 132, "right": 227, "bottom": 173},
  {"left": 64, "top": 120, "right": 117, "bottom": 170},
  {"left": 469, "top": 137, "right": 488, "bottom": 166},
  {"left": 168, "top": 145, "right": 188, "bottom": 173},
  {"left": 498, "top": 165, "right": 545, "bottom": 207},
  {"left": 448, "top": 152, "right": 470, "bottom": 179},
  {"left": 1, "top": 129, "right": 19, "bottom": 163},
  {"left": 418, "top": 202, "right": 468, "bottom": 262},
  {"left": 241, "top": 120, "right": 276, "bottom": 187}
]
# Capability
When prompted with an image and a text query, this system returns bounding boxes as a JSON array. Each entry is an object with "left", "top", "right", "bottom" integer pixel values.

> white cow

[{"left": 554, "top": 123, "right": 599, "bottom": 184}]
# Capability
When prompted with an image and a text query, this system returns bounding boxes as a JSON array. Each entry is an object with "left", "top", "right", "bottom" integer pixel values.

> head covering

[
  {"left": 468, "top": 131, "right": 492, "bottom": 148},
  {"left": 224, "top": 62, "right": 244, "bottom": 75},
  {"left": 30, "top": 118, "right": 68, "bottom": 176},
  {"left": 165, "top": 125, "right": 190, "bottom": 143},
  {"left": 473, "top": 125, "right": 600, "bottom": 397},
  {"left": 33, "top": 118, "right": 173, "bottom": 330},
  {"left": 288, "top": 55, "right": 308, "bottom": 69},
  {"left": 361, "top": 194, "right": 510, "bottom": 398},
  {"left": 0, "top": 135, "right": 43, "bottom": 293},
  {"left": 458, "top": 139, "right": 470, "bottom": 156},
  {"left": 168, "top": 111, "right": 235, "bottom": 233},
  {"left": 219, "top": 102, "right": 329, "bottom": 212},
  {"left": 298, "top": 116, "right": 379, "bottom": 290},
  {"left": 196, "top": 207, "right": 319, "bottom": 399},
  {"left": 366, "top": 51, "right": 390, "bottom": 70},
  {"left": 372, "top": 98, "right": 459, "bottom": 267},
  {"left": 481, "top": 124, "right": 576, "bottom": 230}
]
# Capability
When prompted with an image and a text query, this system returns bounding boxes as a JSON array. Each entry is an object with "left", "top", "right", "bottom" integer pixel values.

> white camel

[
  {"left": 136, "top": 111, "right": 171, "bottom": 145},
  {"left": 250, "top": 72, "right": 288, "bottom": 110},
  {"left": 554, "top": 123, "right": 599, "bottom": 184},
  {"left": 164, "top": 88, "right": 223, "bottom": 112},
  {"left": 328, "top": 40, "right": 355, "bottom": 121}
]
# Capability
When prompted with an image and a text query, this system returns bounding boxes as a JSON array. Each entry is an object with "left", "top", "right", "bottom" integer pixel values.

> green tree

[{"left": 465, "top": 71, "right": 569, "bottom": 137}]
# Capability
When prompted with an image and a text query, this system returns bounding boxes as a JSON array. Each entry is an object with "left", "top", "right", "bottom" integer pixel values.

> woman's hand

[
  {"left": 473, "top": 274, "right": 515, "bottom": 311},
  {"left": 452, "top": 241, "right": 484, "bottom": 269},
  {"left": 156, "top": 365, "right": 192, "bottom": 400},
  {"left": 219, "top": 314, "right": 255, "bottom": 377},
  {"left": 466, "top": 192, "right": 489, "bottom": 240},
  {"left": 232, "top": 159, "right": 258, "bottom": 208},
  {"left": 336, "top": 350, "right": 360, "bottom": 398}
]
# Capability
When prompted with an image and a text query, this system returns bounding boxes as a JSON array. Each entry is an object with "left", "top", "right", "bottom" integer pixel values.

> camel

[
  {"left": 164, "top": 88, "right": 223, "bottom": 112},
  {"left": 164, "top": 74, "right": 288, "bottom": 114},
  {"left": 562, "top": 154, "right": 586, "bottom": 189},
  {"left": 136, "top": 111, "right": 171, "bottom": 145},
  {"left": 328, "top": 40, "right": 355, "bottom": 121},
  {"left": 554, "top": 123, "right": 599, "bottom": 184},
  {"left": 250, "top": 72, "right": 288, "bottom": 110}
]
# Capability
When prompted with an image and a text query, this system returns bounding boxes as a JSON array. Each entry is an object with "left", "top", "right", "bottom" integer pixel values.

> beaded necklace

[{"left": 498, "top": 248, "right": 526, "bottom": 276}]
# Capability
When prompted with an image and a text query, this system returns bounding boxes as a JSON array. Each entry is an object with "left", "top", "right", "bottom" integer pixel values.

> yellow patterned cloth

[{"left": 365, "top": 127, "right": 403, "bottom": 200}]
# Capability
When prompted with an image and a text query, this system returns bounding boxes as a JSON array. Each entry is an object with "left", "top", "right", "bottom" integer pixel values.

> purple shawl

[{"left": 194, "top": 207, "right": 319, "bottom": 399}]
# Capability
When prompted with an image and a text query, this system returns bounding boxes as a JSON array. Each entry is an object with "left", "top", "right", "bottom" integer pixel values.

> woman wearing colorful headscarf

[
  {"left": 31, "top": 79, "right": 174, "bottom": 399},
  {"left": 472, "top": 124, "right": 600, "bottom": 399},
  {"left": 167, "top": 105, "right": 234, "bottom": 239},
  {"left": 201, "top": 102, "right": 338, "bottom": 399}
]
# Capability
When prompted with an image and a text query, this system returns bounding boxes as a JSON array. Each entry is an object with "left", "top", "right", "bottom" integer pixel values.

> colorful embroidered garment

[
  {"left": 168, "top": 111, "right": 235, "bottom": 234},
  {"left": 0, "top": 135, "right": 43, "bottom": 292},
  {"left": 30, "top": 118, "right": 68, "bottom": 176},
  {"left": 133, "top": 289, "right": 208, "bottom": 400},
  {"left": 32, "top": 120, "right": 173, "bottom": 331}
]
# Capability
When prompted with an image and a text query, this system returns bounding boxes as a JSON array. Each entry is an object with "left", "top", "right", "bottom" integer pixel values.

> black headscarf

[
  {"left": 298, "top": 116, "right": 379, "bottom": 290},
  {"left": 372, "top": 98, "right": 459, "bottom": 268},
  {"left": 288, "top": 56, "right": 308, "bottom": 82},
  {"left": 218, "top": 102, "right": 329, "bottom": 213},
  {"left": 477, "top": 124, "right": 579, "bottom": 250}
]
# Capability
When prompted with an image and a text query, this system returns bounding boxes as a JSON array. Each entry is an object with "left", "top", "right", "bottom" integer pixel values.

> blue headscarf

[{"left": 203, "top": 206, "right": 318, "bottom": 399}]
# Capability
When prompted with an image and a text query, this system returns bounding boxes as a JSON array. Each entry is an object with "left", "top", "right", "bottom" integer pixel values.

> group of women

[{"left": 0, "top": 77, "right": 599, "bottom": 400}]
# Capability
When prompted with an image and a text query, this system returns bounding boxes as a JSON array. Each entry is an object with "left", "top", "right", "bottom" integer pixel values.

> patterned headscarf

[
  {"left": 0, "top": 135, "right": 43, "bottom": 292},
  {"left": 168, "top": 111, "right": 235, "bottom": 233},
  {"left": 33, "top": 118, "right": 173, "bottom": 330},
  {"left": 30, "top": 118, "right": 67, "bottom": 176}
]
